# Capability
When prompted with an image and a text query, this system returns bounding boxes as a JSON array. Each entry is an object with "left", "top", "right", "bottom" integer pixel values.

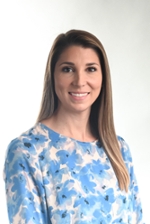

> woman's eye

[
  {"left": 62, "top": 67, "right": 73, "bottom": 73},
  {"left": 87, "top": 67, "right": 96, "bottom": 72}
]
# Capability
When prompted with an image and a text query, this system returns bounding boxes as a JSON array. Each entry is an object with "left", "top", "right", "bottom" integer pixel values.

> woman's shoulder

[
  {"left": 117, "top": 135, "right": 133, "bottom": 164},
  {"left": 6, "top": 123, "right": 49, "bottom": 156}
]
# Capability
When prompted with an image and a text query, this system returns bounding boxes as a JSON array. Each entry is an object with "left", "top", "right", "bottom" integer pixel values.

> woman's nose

[{"left": 72, "top": 71, "right": 86, "bottom": 87}]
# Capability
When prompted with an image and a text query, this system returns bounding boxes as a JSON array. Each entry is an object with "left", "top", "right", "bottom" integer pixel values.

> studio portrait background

[{"left": 0, "top": 0, "right": 150, "bottom": 223}]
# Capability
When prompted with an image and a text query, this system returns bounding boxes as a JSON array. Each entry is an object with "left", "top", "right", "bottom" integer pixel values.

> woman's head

[
  {"left": 53, "top": 45, "right": 103, "bottom": 117},
  {"left": 38, "top": 29, "right": 112, "bottom": 131}
]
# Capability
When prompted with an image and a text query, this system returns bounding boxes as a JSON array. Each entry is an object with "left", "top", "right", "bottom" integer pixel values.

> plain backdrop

[{"left": 0, "top": 0, "right": 150, "bottom": 223}]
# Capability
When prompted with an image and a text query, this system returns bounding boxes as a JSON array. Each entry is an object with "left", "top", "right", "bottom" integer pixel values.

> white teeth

[{"left": 71, "top": 93, "right": 88, "bottom": 97}]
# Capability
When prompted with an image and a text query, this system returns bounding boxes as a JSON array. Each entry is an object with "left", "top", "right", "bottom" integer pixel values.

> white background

[{"left": 0, "top": 0, "right": 150, "bottom": 223}]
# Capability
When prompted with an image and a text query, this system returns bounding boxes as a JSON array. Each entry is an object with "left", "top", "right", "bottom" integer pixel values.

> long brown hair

[{"left": 37, "top": 29, "right": 129, "bottom": 191}]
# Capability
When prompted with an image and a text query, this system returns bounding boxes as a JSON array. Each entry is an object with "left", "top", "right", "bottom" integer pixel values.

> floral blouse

[{"left": 4, "top": 123, "right": 144, "bottom": 224}]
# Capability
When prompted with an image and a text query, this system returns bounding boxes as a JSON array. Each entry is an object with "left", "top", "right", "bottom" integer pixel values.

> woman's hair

[{"left": 37, "top": 29, "right": 129, "bottom": 191}]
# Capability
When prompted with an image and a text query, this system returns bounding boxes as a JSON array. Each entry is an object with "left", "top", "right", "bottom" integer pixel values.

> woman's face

[{"left": 54, "top": 45, "right": 102, "bottom": 114}]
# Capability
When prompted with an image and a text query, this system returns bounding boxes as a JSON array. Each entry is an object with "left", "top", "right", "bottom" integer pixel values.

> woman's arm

[
  {"left": 4, "top": 137, "right": 49, "bottom": 224},
  {"left": 119, "top": 136, "right": 145, "bottom": 224}
]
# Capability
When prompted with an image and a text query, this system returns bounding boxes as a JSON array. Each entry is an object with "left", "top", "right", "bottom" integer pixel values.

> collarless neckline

[{"left": 38, "top": 122, "right": 99, "bottom": 144}]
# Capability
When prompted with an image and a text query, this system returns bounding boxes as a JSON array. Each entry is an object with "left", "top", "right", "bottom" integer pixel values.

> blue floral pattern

[{"left": 4, "top": 123, "right": 144, "bottom": 223}]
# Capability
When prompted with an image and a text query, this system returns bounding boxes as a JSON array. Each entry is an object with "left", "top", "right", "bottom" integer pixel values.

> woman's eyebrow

[
  {"left": 86, "top": 63, "right": 100, "bottom": 66},
  {"left": 59, "top": 62, "right": 74, "bottom": 66}
]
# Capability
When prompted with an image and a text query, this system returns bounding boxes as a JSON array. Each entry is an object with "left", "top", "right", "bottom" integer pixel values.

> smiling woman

[
  {"left": 4, "top": 30, "right": 144, "bottom": 224},
  {"left": 53, "top": 46, "right": 102, "bottom": 116}
]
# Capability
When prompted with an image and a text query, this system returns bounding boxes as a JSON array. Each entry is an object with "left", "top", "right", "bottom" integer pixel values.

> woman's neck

[{"left": 42, "top": 109, "right": 96, "bottom": 142}]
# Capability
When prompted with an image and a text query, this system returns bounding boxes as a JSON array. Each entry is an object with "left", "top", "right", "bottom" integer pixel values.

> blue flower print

[
  {"left": 56, "top": 149, "right": 83, "bottom": 170},
  {"left": 4, "top": 123, "right": 144, "bottom": 224}
]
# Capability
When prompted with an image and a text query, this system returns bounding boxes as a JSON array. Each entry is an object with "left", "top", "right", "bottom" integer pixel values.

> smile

[{"left": 69, "top": 92, "right": 89, "bottom": 97}]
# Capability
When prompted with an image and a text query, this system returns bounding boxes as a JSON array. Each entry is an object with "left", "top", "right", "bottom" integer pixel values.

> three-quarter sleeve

[
  {"left": 4, "top": 137, "right": 49, "bottom": 224},
  {"left": 119, "top": 136, "right": 145, "bottom": 224}
]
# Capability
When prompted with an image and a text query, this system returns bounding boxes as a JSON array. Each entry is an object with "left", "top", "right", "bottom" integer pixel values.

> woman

[{"left": 4, "top": 29, "right": 144, "bottom": 224}]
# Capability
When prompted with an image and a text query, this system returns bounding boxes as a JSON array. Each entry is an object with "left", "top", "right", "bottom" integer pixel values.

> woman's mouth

[{"left": 69, "top": 92, "right": 89, "bottom": 97}]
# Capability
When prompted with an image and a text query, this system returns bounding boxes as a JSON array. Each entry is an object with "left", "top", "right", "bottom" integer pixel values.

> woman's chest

[{"left": 39, "top": 145, "right": 132, "bottom": 223}]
